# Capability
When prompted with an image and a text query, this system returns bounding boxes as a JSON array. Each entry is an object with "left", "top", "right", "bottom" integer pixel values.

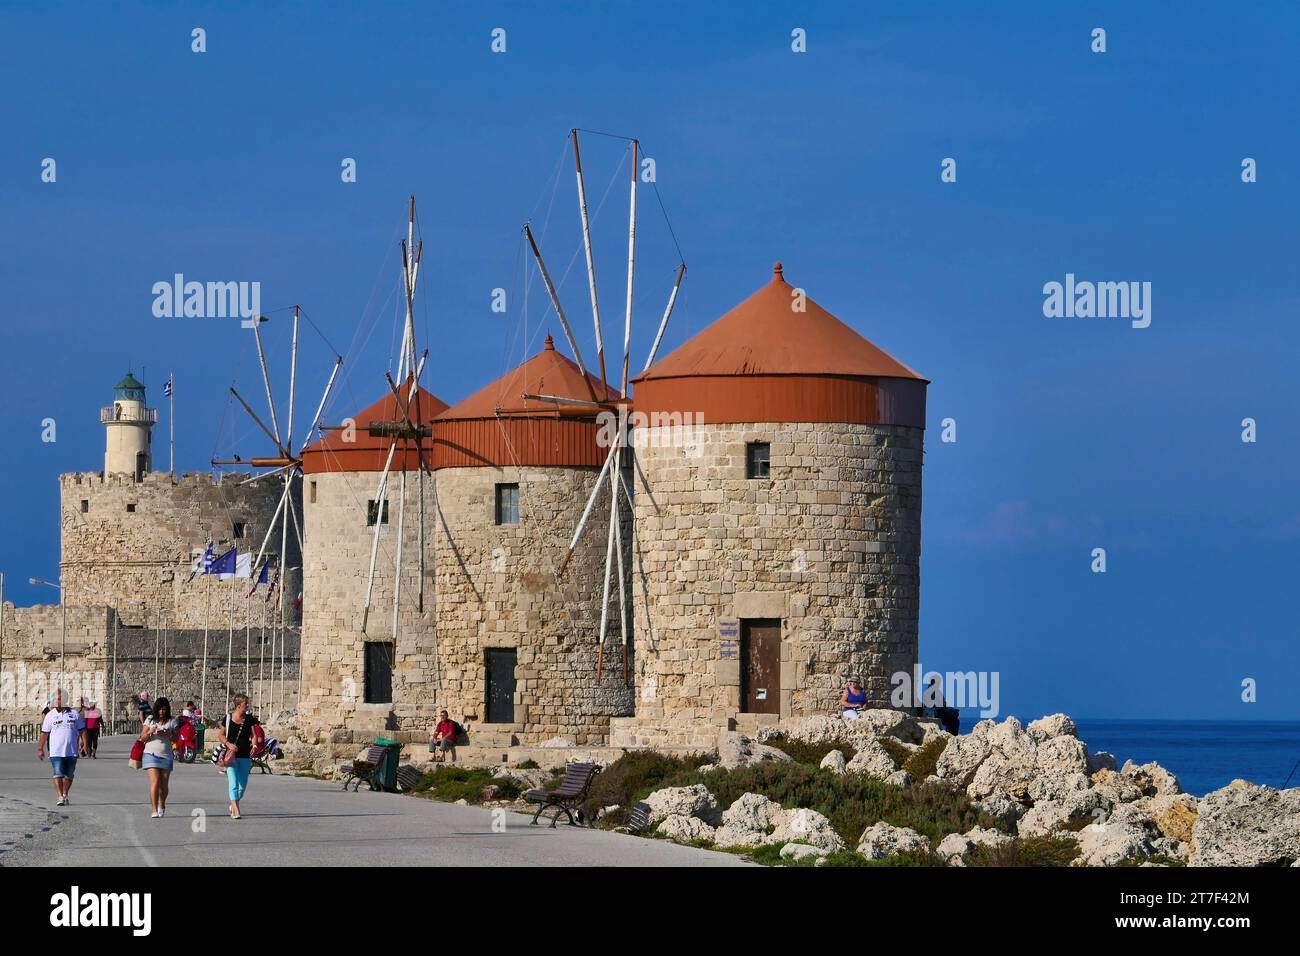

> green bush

[
  {"left": 411, "top": 767, "right": 521, "bottom": 804},
  {"left": 763, "top": 738, "right": 858, "bottom": 765},
  {"left": 965, "top": 835, "right": 1081, "bottom": 867},
  {"left": 902, "top": 737, "right": 949, "bottom": 779},
  {"left": 584, "top": 751, "right": 712, "bottom": 827},
  {"left": 515, "top": 759, "right": 540, "bottom": 770},
  {"left": 633, "top": 760, "right": 992, "bottom": 847}
]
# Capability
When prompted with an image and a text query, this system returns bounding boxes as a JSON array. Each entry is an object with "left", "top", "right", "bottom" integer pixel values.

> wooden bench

[
  {"left": 524, "top": 762, "right": 601, "bottom": 828},
  {"left": 339, "top": 746, "right": 387, "bottom": 792}
]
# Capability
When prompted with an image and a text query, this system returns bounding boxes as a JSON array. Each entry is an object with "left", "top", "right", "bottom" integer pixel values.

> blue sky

[{"left": 1, "top": 2, "right": 1296, "bottom": 719}]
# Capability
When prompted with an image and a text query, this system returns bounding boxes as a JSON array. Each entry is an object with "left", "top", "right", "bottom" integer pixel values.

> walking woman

[
  {"left": 140, "top": 697, "right": 179, "bottom": 818},
  {"left": 81, "top": 699, "right": 102, "bottom": 758},
  {"left": 217, "top": 694, "right": 259, "bottom": 819}
]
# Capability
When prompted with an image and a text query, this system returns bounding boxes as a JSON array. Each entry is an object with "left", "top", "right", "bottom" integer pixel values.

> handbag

[
  {"left": 128, "top": 739, "right": 144, "bottom": 770},
  {"left": 216, "top": 743, "right": 238, "bottom": 768}
]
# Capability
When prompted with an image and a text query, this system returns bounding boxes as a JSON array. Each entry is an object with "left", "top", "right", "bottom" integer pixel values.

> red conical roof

[
  {"left": 631, "top": 264, "right": 928, "bottom": 428},
  {"left": 635, "top": 263, "right": 927, "bottom": 383},
  {"left": 431, "top": 336, "right": 616, "bottom": 469},
  {"left": 437, "top": 334, "right": 617, "bottom": 420},
  {"left": 301, "top": 382, "right": 449, "bottom": 474}
]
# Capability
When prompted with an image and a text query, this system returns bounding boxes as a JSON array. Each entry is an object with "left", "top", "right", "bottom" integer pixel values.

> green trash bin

[
  {"left": 374, "top": 737, "right": 402, "bottom": 792},
  {"left": 195, "top": 723, "right": 207, "bottom": 751}
]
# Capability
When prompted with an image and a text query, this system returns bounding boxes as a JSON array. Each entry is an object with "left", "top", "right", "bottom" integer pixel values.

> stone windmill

[{"left": 510, "top": 129, "right": 687, "bottom": 680}]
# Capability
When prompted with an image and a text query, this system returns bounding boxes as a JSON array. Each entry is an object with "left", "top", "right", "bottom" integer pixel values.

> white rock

[
  {"left": 780, "top": 842, "right": 832, "bottom": 863},
  {"left": 657, "top": 813, "right": 717, "bottom": 844},
  {"left": 537, "top": 737, "right": 573, "bottom": 748},
  {"left": 885, "top": 770, "right": 913, "bottom": 787},
  {"left": 975, "top": 791, "right": 1024, "bottom": 825},
  {"left": 1027, "top": 770, "right": 1092, "bottom": 805},
  {"left": 1121, "top": 760, "right": 1182, "bottom": 798},
  {"left": 644, "top": 784, "right": 722, "bottom": 826},
  {"left": 1075, "top": 817, "right": 1153, "bottom": 867},
  {"left": 722, "top": 792, "right": 784, "bottom": 833},
  {"left": 771, "top": 808, "right": 845, "bottom": 852},
  {"left": 845, "top": 739, "right": 898, "bottom": 780},
  {"left": 857, "top": 822, "right": 930, "bottom": 859},
  {"left": 1190, "top": 780, "right": 1300, "bottom": 867},
  {"left": 819, "top": 749, "right": 847, "bottom": 775},
  {"left": 1087, "top": 750, "right": 1118, "bottom": 774},
  {"left": 716, "top": 730, "right": 795, "bottom": 770},
  {"left": 1026, "top": 713, "right": 1078, "bottom": 743}
]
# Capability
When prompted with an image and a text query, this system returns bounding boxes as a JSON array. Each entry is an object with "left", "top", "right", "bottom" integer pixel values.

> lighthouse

[{"left": 100, "top": 372, "right": 156, "bottom": 477}]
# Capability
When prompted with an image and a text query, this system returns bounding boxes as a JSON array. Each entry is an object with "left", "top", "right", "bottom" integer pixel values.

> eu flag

[{"left": 208, "top": 547, "right": 237, "bottom": 578}]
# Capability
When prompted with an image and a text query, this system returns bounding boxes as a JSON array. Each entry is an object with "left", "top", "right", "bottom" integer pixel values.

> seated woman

[{"left": 840, "top": 678, "right": 867, "bottom": 720}]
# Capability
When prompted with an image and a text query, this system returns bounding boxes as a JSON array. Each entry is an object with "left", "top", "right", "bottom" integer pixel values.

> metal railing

[{"left": 100, "top": 406, "right": 158, "bottom": 424}]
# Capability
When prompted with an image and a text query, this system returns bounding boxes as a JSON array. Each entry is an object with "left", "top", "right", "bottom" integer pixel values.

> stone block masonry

[
  {"left": 620, "top": 421, "right": 922, "bottom": 745},
  {"left": 59, "top": 471, "right": 302, "bottom": 629},
  {"left": 0, "top": 603, "right": 299, "bottom": 727},
  {"left": 434, "top": 465, "right": 634, "bottom": 746}
]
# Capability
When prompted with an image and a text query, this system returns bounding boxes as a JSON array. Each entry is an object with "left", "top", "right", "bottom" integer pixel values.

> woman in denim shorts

[{"left": 139, "top": 697, "right": 180, "bottom": 818}]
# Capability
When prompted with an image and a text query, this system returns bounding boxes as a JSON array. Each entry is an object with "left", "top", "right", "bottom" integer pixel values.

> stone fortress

[
  {"left": 0, "top": 374, "right": 302, "bottom": 731},
  {"left": 293, "top": 263, "right": 928, "bottom": 760},
  {"left": 1, "top": 265, "right": 926, "bottom": 758}
]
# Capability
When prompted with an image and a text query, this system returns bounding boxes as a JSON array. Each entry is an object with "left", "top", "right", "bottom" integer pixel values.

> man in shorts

[{"left": 38, "top": 689, "right": 87, "bottom": 807}]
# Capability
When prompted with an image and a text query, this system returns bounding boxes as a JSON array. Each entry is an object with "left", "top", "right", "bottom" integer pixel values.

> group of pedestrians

[{"left": 36, "top": 687, "right": 263, "bottom": 819}]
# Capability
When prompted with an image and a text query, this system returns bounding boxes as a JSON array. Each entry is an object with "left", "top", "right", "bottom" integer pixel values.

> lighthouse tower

[{"left": 101, "top": 372, "right": 156, "bottom": 477}]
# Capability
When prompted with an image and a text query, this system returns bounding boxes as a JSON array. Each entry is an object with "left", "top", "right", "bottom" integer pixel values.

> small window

[
  {"left": 232, "top": 521, "right": 246, "bottom": 539},
  {"left": 126, "top": 503, "right": 137, "bottom": 513},
  {"left": 310, "top": 480, "right": 317, "bottom": 504},
  {"left": 366, "top": 499, "right": 389, "bottom": 526},
  {"left": 80, "top": 499, "right": 89, "bottom": 513},
  {"left": 746, "top": 442, "right": 771, "bottom": 479},
  {"left": 495, "top": 483, "right": 520, "bottom": 525}
]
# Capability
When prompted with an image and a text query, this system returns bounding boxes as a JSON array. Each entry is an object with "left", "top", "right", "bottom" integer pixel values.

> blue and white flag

[
  {"left": 235, "top": 552, "right": 252, "bottom": 579},
  {"left": 210, "top": 547, "right": 238, "bottom": 580},
  {"left": 187, "top": 541, "right": 215, "bottom": 583},
  {"left": 163, "top": 373, "right": 173, "bottom": 397}
]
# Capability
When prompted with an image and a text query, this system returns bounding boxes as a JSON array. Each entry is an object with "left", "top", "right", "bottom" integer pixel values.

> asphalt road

[{"left": 0, "top": 735, "right": 748, "bottom": 867}]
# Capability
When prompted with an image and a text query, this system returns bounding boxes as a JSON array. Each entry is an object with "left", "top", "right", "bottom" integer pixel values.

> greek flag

[
  {"left": 187, "top": 541, "right": 215, "bottom": 583},
  {"left": 163, "top": 373, "right": 173, "bottom": 397}
]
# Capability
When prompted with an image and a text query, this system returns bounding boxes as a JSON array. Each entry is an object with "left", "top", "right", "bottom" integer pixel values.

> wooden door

[
  {"left": 741, "top": 620, "right": 781, "bottom": 714},
  {"left": 485, "top": 648, "right": 517, "bottom": 723}
]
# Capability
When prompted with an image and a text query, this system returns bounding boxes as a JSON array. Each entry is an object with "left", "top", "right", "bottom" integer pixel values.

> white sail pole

[
  {"left": 251, "top": 476, "right": 292, "bottom": 573},
  {"left": 361, "top": 442, "right": 398, "bottom": 631},
  {"left": 304, "top": 357, "right": 343, "bottom": 449},
  {"left": 523, "top": 224, "right": 598, "bottom": 401},
  {"left": 287, "top": 306, "right": 300, "bottom": 456},
  {"left": 568, "top": 440, "right": 619, "bottom": 551},
  {"left": 645, "top": 263, "right": 686, "bottom": 371},
  {"left": 251, "top": 318, "right": 284, "bottom": 451},
  {"left": 621, "top": 140, "right": 637, "bottom": 397},
  {"left": 572, "top": 130, "right": 608, "bottom": 392},
  {"left": 392, "top": 466, "right": 407, "bottom": 643}
]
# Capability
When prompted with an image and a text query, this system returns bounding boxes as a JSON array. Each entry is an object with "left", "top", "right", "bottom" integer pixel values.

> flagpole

[
  {"left": 258, "top": 597, "right": 265, "bottom": 715},
  {"left": 168, "top": 371, "right": 175, "bottom": 475},
  {"left": 226, "top": 586, "right": 233, "bottom": 712},
  {"left": 244, "top": 590, "right": 251, "bottom": 706},
  {"left": 201, "top": 575, "right": 209, "bottom": 718}
]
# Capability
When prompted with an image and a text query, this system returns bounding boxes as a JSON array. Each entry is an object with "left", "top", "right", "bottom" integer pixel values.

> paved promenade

[{"left": 0, "top": 736, "right": 748, "bottom": 867}]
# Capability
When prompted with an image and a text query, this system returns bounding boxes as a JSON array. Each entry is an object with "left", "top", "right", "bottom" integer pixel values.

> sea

[{"left": 953, "top": 714, "right": 1300, "bottom": 797}]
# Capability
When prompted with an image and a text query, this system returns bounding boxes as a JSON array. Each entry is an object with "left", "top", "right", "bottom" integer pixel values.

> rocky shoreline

[{"left": 637, "top": 711, "right": 1300, "bottom": 866}]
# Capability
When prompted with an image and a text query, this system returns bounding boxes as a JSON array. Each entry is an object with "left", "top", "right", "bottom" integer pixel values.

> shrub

[
  {"left": 902, "top": 737, "right": 949, "bottom": 779},
  {"left": 966, "top": 835, "right": 1081, "bottom": 867},
  {"left": 585, "top": 750, "right": 712, "bottom": 827},
  {"left": 411, "top": 767, "right": 521, "bottom": 804},
  {"left": 515, "top": 759, "right": 540, "bottom": 770},
  {"left": 637, "top": 761, "right": 992, "bottom": 847},
  {"left": 763, "top": 737, "right": 857, "bottom": 765}
]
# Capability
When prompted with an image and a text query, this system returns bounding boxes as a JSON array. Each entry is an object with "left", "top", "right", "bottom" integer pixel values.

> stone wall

[
  {"left": 0, "top": 602, "right": 298, "bottom": 727},
  {"left": 298, "top": 469, "right": 437, "bottom": 736},
  {"left": 433, "top": 465, "right": 633, "bottom": 746},
  {"left": 617, "top": 421, "right": 922, "bottom": 746},
  {"left": 59, "top": 471, "right": 302, "bottom": 629}
]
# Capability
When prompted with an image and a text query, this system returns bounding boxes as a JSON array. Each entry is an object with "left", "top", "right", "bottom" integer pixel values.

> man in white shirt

[{"left": 38, "top": 689, "right": 87, "bottom": 806}]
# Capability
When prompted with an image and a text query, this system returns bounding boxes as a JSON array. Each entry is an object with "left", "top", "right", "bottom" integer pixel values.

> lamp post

[{"left": 29, "top": 577, "right": 65, "bottom": 686}]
